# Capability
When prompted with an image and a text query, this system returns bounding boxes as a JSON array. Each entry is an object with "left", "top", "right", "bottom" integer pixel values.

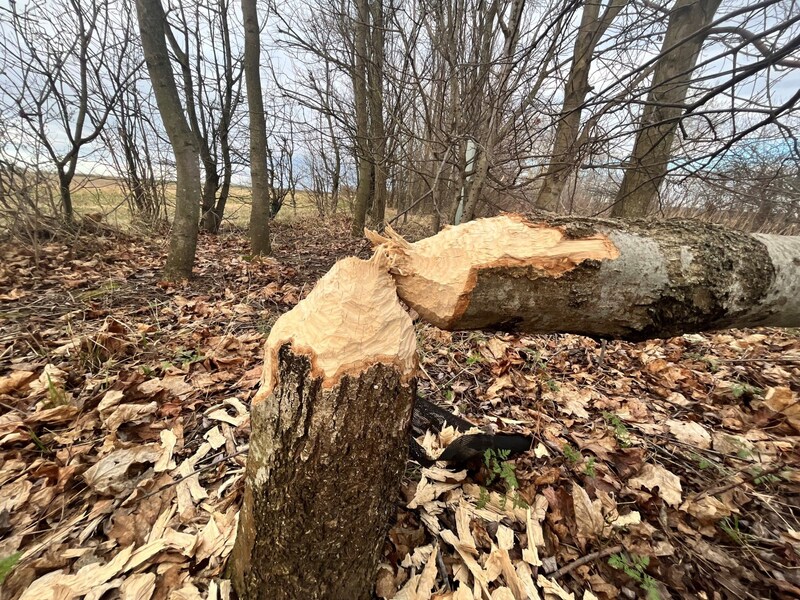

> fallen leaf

[
  {"left": 666, "top": 420, "right": 711, "bottom": 449},
  {"left": 120, "top": 571, "right": 156, "bottom": 600},
  {"left": 84, "top": 445, "right": 162, "bottom": 495},
  {"left": 0, "top": 370, "right": 35, "bottom": 395},
  {"left": 572, "top": 485, "right": 605, "bottom": 541},
  {"left": 763, "top": 387, "right": 800, "bottom": 431},
  {"left": 628, "top": 463, "right": 682, "bottom": 507}
]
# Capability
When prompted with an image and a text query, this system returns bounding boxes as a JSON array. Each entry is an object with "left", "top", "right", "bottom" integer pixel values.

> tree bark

[
  {"left": 351, "top": 0, "right": 373, "bottom": 237},
  {"left": 369, "top": 214, "right": 800, "bottom": 341},
  {"left": 611, "top": 0, "right": 722, "bottom": 218},
  {"left": 536, "top": 0, "right": 627, "bottom": 212},
  {"left": 242, "top": 0, "right": 271, "bottom": 255},
  {"left": 230, "top": 255, "right": 417, "bottom": 600},
  {"left": 136, "top": 0, "right": 200, "bottom": 280},
  {"left": 367, "top": 0, "right": 387, "bottom": 228}
]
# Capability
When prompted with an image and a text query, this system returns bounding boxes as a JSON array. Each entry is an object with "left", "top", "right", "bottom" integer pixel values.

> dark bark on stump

[{"left": 230, "top": 344, "right": 416, "bottom": 600}]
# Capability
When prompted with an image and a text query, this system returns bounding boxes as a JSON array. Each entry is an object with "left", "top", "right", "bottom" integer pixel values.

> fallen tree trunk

[
  {"left": 369, "top": 214, "right": 800, "bottom": 340},
  {"left": 230, "top": 254, "right": 417, "bottom": 600}
]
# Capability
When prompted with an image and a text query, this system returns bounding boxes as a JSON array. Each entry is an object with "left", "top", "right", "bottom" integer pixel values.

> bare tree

[
  {"left": 136, "top": 0, "right": 201, "bottom": 279},
  {"left": 611, "top": 0, "right": 723, "bottom": 217},
  {"left": 0, "top": 0, "right": 135, "bottom": 223},
  {"left": 351, "top": 0, "right": 374, "bottom": 236},
  {"left": 535, "top": 0, "right": 629, "bottom": 211},
  {"left": 165, "top": 0, "right": 244, "bottom": 233},
  {"left": 243, "top": 0, "right": 272, "bottom": 255}
]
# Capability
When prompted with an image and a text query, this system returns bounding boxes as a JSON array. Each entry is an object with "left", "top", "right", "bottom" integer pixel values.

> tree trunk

[
  {"left": 351, "top": 0, "right": 372, "bottom": 237},
  {"left": 611, "top": 0, "right": 722, "bottom": 218},
  {"left": 58, "top": 172, "right": 74, "bottom": 224},
  {"left": 200, "top": 167, "right": 220, "bottom": 232},
  {"left": 367, "top": 0, "right": 386, "bottom": 228},
  {"left": 536, "top": 0, "right": 627, "bottom": 212},
  {"left": 136, "top": 0, "right": 200, "bottom": 280},
  {"left": 242, "top": 0, "right": 271, "bottom": 255},
  {"left": 368, "top": 214, "right": 800, "bottom": 341},
  {"left": 211, "top": 145, "right": 232, "bottom": 233},
  {"left": 230, "top": 256, "right": 417, "bottom": 600}
]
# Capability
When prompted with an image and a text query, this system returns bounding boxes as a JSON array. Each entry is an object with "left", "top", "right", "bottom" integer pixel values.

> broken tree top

[
  {"left": 253, "top": 252, "right": 417, "bottom": 403},
  {"left": 368, "top": 214, "right": 800, "bottom": 340}
]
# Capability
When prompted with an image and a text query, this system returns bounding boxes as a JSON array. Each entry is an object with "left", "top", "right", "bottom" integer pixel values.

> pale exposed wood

[
  {"left": 253, "top": 253, "right": 417, "bottom": 403},
  {"left": 367, "top": 214, "right": 619, "bottom": 330}
]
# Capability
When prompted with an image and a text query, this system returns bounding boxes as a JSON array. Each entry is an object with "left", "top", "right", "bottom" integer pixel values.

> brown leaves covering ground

[{"left": 1, "top": 218, "right": 799, "bottom": 600}]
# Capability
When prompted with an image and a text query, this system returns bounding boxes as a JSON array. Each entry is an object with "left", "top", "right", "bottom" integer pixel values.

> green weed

[
  {"left": 608, "top": 553, "right": 660, "bottom": 600},
  {"left": 603, "top": 412, "right": 632, "bottom": 448}
]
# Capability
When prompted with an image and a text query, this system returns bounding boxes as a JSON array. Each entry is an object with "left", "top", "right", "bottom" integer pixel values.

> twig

[
  {"left": 692, "top": 462, "right": 786, "bottom": 501},
  {"left": 717, "top": 357, "right": 800, "bottom": 364},
  {"left": 551, "top": 545, "right": 623, "bottom": 579}
]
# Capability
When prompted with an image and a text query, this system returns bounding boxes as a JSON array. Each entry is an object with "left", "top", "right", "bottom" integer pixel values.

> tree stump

[{"left": 230, "top": 254, "right": 417, "bottom": 600}]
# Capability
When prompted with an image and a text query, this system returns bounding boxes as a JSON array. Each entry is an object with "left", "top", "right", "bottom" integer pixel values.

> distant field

[
  {"left": 69, "top": 175, "right": 436, "bottom": 235},
  {"left": 71, "top": 176, "right": 326, "bottom": 230}
]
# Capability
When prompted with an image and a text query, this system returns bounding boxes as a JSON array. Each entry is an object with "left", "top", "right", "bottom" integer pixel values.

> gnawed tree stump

[
  {"left": 230, "top": 254, "right": 417, "bottom": 600},
  {"left": 369, "top": 214, "right": 800, "bottom": 340}
]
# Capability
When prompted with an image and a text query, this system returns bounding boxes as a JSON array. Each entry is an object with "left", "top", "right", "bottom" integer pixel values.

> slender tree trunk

[
  {"left": 367, "top": 0, "right": 386, "bottom": 228},
  {"left": 351, "top": 0, "right": 372, "bottom": 236},
  {"left": 536, "top": 0, "right": 627, "bottom": 211},
  {"left": 612, "top": 0, "right": 722, "bottom": 218},
  {"left": 230, "top": 256, "right": 417, "bottom": 600},
  {"left": 462, "top": 147, "right": 488, "bottom": 221},
  {"left": 208, "top": 0, "right": 236, "bottom": 233},
  {"left": 200, "top": 167, "right": 220, "bottom": 232},
  {"left": 58, "top": 172, "right": 73, "bottom": 224},
  {"left": 212, "top": 139, "right": 232, "bottom": 233},
  {"left": 242, "top": 0, "right": 271, "bottom": 255},
  {"left": 369, "top": 214, "right": 800, "bottom": 340},
  {"left": 136, "top": 0, "right": 200, "bottom": 280}
]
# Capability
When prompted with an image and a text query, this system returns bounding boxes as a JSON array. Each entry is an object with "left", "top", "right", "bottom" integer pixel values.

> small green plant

[
  {"left": 527, "top": 351, "right": 559, "bottom": 391},
  {"left": 444, "top": 388, "right": 455, "bottom": 402},
  {"left": 44, "top": 373, "right": 67, "bottom": 407},
  {"left": 477, "top": 486, "right": 490, "bottom": 509},
  {"left": 484, "top": 448, "right": 519, "bottom": 490},
  {"left": 684, "top": 352, "right": 719, "bottom": 372},
  {"left": 603, "top": 412, "right": 632, "bottom": 448},
  {"left": 174, "top": 348, "right": 205, "bottom": 368},
  {"left": 483, "top": 449, "right": 527, "bottom": 509},
  {"left": 0, "top": 552, "right": 22, "bottom": 585},
  {"left": 719, "top": 516, "right": 752, "bottom": 546},
  {"left": 466, "top": 354, "right": 482, "bottom": 366},
  {"left": 750, "top": 467, "right": 780, "bottom": 487},
  {"left": 690, "top": 452, "right": 716, "bottom": 471},
  {"left": 584, "top": 456, "right": 596, "bottom": 477},
  {"left": 27, "top": 428, "right": 51, "bottom": 455},
  {"left": 730, "top": 382, "right": 762, "bottom": 399},
  {"left": 562, "top": 443, "right": 581, "bottom": 464},
  {"left": 608, "top": 553, "right": 660, "bottom": 600}
]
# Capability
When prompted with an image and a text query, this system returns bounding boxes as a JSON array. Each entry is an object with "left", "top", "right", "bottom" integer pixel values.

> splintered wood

[
  {"left": 253, "top": 253, "right": 417, "bottom": 402},
  {"left": 367, "top": 214, "right": 618, "bottom": 330},
  {"left": 392, "top": 426, "right": 590, "bottom": 600}
]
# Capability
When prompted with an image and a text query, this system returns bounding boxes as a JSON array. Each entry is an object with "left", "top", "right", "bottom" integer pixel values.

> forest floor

[{"left": 0, "top": 217, "right": 799, "bottom": 600}]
